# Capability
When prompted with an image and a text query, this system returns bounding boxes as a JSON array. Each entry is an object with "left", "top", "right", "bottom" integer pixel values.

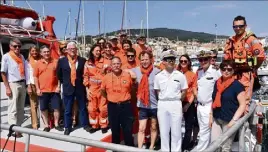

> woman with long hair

[
  {"left": 26, "top": 45, "right": 41, "bottom": 129},
  {"left": 83, "top": 44, "right": 109, "bottom": 133},
  {"left": 177, "top": 54, "right": 198, "bottom": 151}
]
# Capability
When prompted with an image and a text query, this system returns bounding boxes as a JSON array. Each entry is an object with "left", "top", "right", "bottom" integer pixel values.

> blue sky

[{"left": 14, "top": 1, "right": 268, "bottom": 39}]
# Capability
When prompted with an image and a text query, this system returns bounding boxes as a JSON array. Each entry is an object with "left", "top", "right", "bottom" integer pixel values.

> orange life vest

[{"left": 224, "top": 31, "right": 260, "bottom": 70}]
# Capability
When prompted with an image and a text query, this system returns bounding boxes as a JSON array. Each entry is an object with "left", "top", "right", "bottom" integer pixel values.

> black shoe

[
  {"left": 101, "top": 127, "right": 109, "bottom": 134},
  {"left": 55, "top": 126, "right": 64, "bottom": 131},
  {"left": 43, "top": 127, "right": 50, "bottom": 132},
  {"left": 88, "top": 128, "right": 97, "bottom": 134},
  {"left": 83, "top": 126, "right": 91, "bottom": 132},
  {"left": 64, "top": 128, "right": 71, "bottom": 135}
]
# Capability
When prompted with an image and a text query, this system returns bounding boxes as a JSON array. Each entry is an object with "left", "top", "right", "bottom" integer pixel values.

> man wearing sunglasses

[
  {"left": 193, "top": 50, "right": 221, "bottom": 151},
  {"left": 224, "top": 15, "right": 265, "bottom": 101},
  {"left": 122, "top": 48, "right": 138, "bottom": 70},
  {"left": 154, "top": 49, "right": 188, "bottom": 152},
  {"left": 133, "top": 35, "right": 152, "bottom": 64},
  {"left": 1, "top": 38, "right": 28, "bottom": 137}
]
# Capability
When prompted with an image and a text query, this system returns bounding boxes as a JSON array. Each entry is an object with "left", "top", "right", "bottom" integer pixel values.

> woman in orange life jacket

[
  {"left": 83, "top": 44, "right": 109, "bottom": 133},
  {"left": 96, "top": 37, "right": 106, "bottom": 57},
  {"left": 210, "top": 60, "right": 247, "bottom": 152},
  {"left": 177, "top": 54, "right": 198, "bottom": 151},
  {"left": 26, "top": 45, "right": 41, "bottom": 129}
]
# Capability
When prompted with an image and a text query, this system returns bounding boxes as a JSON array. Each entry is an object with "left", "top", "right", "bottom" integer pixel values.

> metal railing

[
  {"left": 0, "top": 124, "right": 157, "bottom": 152},
  {"left": 201, "top": 101, "right": 257, "bottom": 152}
]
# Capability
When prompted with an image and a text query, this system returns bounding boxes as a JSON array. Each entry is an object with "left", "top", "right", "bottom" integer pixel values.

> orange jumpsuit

[
  {"left": 224, "top": 32, "right": 266, "bottom": 99},
  {"left": 83, "top": 58, "right": 110, "bottom": 129}
]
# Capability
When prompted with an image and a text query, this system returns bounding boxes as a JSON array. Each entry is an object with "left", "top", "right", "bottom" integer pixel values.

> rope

[{"left": 1, "top": 124, "right": 17, "bottom": 152}]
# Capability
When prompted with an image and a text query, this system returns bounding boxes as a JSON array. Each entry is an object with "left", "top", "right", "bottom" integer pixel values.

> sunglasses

[
  {"left": 179, "top": 60, "right": 188, "bottom": 64},
  {"left": 198, "top": 57, "right": 209, "bottom": 62},
  {"left": 164, "top": 58, "right": 176, "bottom": 63},
  {"left": 221, "top": 67, "right": 233, "bottom": 72},
  {"left": 12, "top": 45, "right": 21, "bottom": 48},
  {"left": 233, "top": 25, "right": 245, "bottom": 29},
  {"left": 127, "top": 55, "right": 135, "bottom": 58}
]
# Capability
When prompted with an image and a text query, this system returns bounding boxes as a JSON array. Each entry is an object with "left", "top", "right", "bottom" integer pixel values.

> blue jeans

[{"left": 63, "top": 93, "right": 89, "bottom": 129}]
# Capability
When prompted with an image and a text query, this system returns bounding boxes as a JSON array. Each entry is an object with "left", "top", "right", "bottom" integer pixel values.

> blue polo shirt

[{"left": 212, "top": 79, "right": 245, "bottom": 122}]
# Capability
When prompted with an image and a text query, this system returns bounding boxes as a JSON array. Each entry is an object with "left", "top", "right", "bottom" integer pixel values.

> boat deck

[{"left": 0, "top": 98, "right": 113, "bottom": 152}]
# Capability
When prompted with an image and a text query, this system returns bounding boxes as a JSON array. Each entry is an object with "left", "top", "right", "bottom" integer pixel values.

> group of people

[{"left": 1, "top": 15, "right": 266, "bottom": 152}]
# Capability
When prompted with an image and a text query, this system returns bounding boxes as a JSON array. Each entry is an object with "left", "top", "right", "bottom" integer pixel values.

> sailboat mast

[
  {"left": 146, "top": 0, "right": 149, "bottom": 40},
  {"left": 103, "top": 0, "right": 106, "bottom": 38},
  {"left": 140, "top": 19, "right": 143, "bottom": 35},
  {"left": 98, "top": 10, "right": 101, "bottom": 36},
  {"left": 121, "top": 0, "right": 125, "bottom": 32},
  {"left": 68, "top": 9, "right": 71, "bottom": 37},
  {"left": 125, "top": 0, "right": 127, "bottom": 33},
  {"left": 82, "top": 0, "right": 85, "bottom": 46},
  {"left": 75, "top": 0, "right": 82, "bottom": 41}
]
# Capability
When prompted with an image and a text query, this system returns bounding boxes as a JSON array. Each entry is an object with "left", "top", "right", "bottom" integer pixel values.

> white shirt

[
  {"left": 197, "top": 65, "right": 221, "bottom": 103},
  {"left": 1, "top": 53, "right": 28, "bottom": 83},
  {"left": 25, "top": 60, "right": 38, "bottom": 85},
  {"left": 154, "top": 70, "right": 188, "bottom": 101},
  {"left": 68, "top": 61, "right": 78, "bottom": 69}
]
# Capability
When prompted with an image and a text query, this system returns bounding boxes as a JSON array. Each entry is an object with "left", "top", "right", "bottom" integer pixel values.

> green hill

[{"left": 80, "top": 28, "right": 229, "bottom": 44}]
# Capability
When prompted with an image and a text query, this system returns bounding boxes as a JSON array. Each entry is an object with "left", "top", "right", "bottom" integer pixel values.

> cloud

[
  {"left": 259, "top": 32, "right": 268, "bottom": 37},
  {"left": 184, "top": 2, "right": 237, "bottom": 17}
]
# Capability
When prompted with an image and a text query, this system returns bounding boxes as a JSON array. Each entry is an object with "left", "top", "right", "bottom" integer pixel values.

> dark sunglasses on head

[
  {"left": 179, "top": 60, "right": 188, "bottom": 64},
  {"left": 233, "top": 25, "right": 245, "bottom": 29},
  {"left": 198, "top": 57, "right": 209, "bottom": 62},
  {"left": 221, "top": 67, "right": 233, "bottom": 72},
  {"left": 211, "top": 56, "right": 217, "bottom": 59},
  {"left": 12, "top": 45, "right": 21, "bottom": 48},
  {"left": 127, "top": 55, "right": 135, "bottom": 58}
]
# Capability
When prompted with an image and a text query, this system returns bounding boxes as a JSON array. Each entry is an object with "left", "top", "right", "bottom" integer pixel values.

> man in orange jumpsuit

[
  {"left": 101, "top": 56, "right": 134, "bottom": 146},
  {"left": 224, "top": 15, "right": 266, "bottom": 102},
  {"left": 83, "top": 44, "right": 110, "bottom": 134}
]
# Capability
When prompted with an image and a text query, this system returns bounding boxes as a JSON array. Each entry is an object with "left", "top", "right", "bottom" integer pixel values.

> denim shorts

[
  {"left": 138, "top": 108, "right": 157, "bottom": 120},
  {"left": 39, "top": 93, "right": 61, "bottom": 111}
]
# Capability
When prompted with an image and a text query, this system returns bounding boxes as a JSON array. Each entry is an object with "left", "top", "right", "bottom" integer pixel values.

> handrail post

[
  {"left": 81, "top": 144, "right": 86, "bottom": 152},
  {"left": 24, "top": 134, "right": 30, "bottom": 152},
  {"left": 238, "top": 122, "right": 247, "bottom": 152}
]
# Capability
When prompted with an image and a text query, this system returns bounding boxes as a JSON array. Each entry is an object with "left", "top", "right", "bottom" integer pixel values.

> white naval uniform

[
  {"left": 193, "top": 65, "right": 221, "bottom": 151},
  {"left": 154, "top": 70, "right": 188, "bottom": 152}
]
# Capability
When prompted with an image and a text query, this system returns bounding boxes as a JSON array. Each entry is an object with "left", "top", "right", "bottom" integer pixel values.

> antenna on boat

[{"left": 146, "top": 0, "right": 149, "bottom": 40}]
